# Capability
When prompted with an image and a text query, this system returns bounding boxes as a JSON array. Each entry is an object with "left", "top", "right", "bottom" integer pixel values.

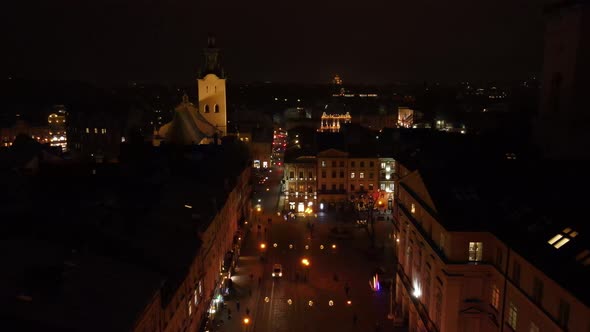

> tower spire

[{"left": 201, "top": 35, "right": 224, "bottom": 78}]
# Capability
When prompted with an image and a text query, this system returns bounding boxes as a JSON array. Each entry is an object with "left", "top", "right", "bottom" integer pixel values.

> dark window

[
  {"left": 204, "top": 105, "right": 210, "bottom": 113},
  {"left": 321, "top": 184, "right": 326, "bottom": 191},
  {"left": 339, "top": 184, "right": 344, "bottom": 190},
  {"left": 369, "top": 161, "right": 374, "bottom": 167},
  {"left": 532, "top": 278, "right": 543, "bottom": 304},
  {"left": 322, "top": 171, "right": 326, "bottom": 178},
  {"left": 214, "top": 104, "right": 220, "bottom": 113},
  {"left": 496, "top": 248, "right": 502, "bottom": 267},
  {"left": 308, "top": 172, "right": 313, "bottom": 179},
  {"left": 351, "top": 161, "right": 355, "bottom": 167},
  {"left": 558, "top": 300, "right": 570, "bottom": 328},
  {"left": 332, "top": 161, "right": 336, "bottom": 167},
  {"left": 369, "top": 173, "right": 374, "bottom": 179},
  {"left": 308, "top": 186, "right": 313, "bottom": 193},
  {"left": 350, "top": 184, "right": 355, "bottom": 191},
  {"left": 332, "top": 171, "right": 336, "bottom": 178},
  {"left": 340, "top": 171, "right": 344, "bottom": 178},
  {"left": 298, "top": 172, "right": 303, "bottom": 179},
  {"left": 512, "top": 261, "right": 521, "bottom": 287},
  {"left": 339, "top": 161, "right": 345, "bottom": 167},
  {"left": 360, "top": 161, "right": 365, "bottom": 167},
  {"left": 332, "top": 184, "right": 336, "bottom": 190},
  {"left": 290, "top": 171, "right": 294, "bottom": 179},
  {"left": 369, "top": 184, "right": 374, "bottom": 190}
]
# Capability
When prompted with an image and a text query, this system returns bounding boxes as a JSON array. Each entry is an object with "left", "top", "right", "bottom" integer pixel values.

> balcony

[{"left": 397, "top": 263, "right": 439, "bottom": 332}]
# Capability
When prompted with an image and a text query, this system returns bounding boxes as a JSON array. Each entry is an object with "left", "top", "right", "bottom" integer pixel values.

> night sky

[{"left": 3, "top": 0, "right": 547, "bottom": 85}]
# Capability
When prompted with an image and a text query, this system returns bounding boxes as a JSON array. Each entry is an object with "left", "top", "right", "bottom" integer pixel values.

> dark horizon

[{"left": 3, "top": 0, "right": 547, "bottom": 86}]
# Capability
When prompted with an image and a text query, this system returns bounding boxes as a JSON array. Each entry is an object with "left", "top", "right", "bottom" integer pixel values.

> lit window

[
  {"left": 491, "top": 284, "right": 500, "bottom": 309},
  {"left": 381, "top": 162, "right": 386, "bottom": 169},
  {"left": 468, "top": 242, "right": 483, "bottom": 262},
  {"left": 351, "top": 172, "right": 355, "bottom": 179},
  {"left": 547, "top": 227, "right": 578, "bottom": 249},
  {"left": 94, "top": 128, "right": 98, "bottom": 134},
  {"left": 194, "top": 289, "right": 198, "bottom": 304},
  {"left": 85, "top": 128, "right": 89, "bottom": 133},
  {"left": 508, "top": 302, "right": 518, "bottom": 330},
  {"left": 359, "top": 172, "right": 364, "bottom": 179},
  {"left": 529, "top": 322, "right": 539, "bottom": 332},
  {"left": 411, "top": 203, "right": 416, "bottom": 214},
  {"left": 188, "top": 300, "right": 192, "bottom": 315},
  {"left": 321, "top": 161, "right": 326, "bottom": 167}
]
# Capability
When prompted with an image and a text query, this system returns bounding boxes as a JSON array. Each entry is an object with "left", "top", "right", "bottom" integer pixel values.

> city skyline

[{"left": 4, "top": 0, "right": 546, "bottom": 86}]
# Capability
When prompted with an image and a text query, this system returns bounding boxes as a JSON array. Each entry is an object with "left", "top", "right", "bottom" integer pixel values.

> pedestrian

[
  {"left": 353, "top": 313, "right": 358, "bottom": 325},
  {"left": 236, "top": 301, "right": 240, "bottom": 312}
]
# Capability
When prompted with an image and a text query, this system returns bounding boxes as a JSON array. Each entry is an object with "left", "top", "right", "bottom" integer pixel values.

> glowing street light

[
  {"left": 301, "top": 258, "right": 310, "bottom": 266},
  {"left": 260, "top": 243, "right": 266, "bottom": 249},
  {"left": 243, "top": 317, "right": 250, "bottom": 325}
]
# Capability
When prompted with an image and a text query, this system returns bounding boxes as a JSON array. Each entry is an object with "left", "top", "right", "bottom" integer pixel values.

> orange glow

[
  {"left": 260, "top": 243, "right": 266, "bottom": 249},
  {"left": 301, "top": 258, "right": 310, "bottom": 266},
  {"left": 243, "top": 317, "right": 250, "bottom": 324}
]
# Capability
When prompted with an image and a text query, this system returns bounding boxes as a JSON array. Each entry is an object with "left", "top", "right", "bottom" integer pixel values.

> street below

[{"left": 213, "top": 165, "right": 400, "bottom": 332}]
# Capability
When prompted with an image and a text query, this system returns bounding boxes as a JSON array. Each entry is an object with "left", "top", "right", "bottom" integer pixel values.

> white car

[{"left": 272, "top": 264, "right": 283, "bottom": 277}]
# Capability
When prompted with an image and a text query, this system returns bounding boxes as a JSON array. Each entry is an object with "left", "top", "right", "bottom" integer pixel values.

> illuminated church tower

[{"left": 197, "top": 36, "right": 227, "bottom": 136}]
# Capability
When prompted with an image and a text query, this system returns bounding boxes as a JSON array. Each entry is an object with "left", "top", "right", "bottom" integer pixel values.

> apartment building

[
  {"left": 283, "top": 152, "right": 317, "bottom": 213},
  {"left": 392, "top": 158, "right": 590, "bottom": 332}
]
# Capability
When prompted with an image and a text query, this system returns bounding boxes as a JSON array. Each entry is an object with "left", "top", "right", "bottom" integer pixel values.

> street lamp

[
  {"left": 301, "top": 258, "right": 310, "bottom": 282},
  {"left": 243, "top": 317, "right": 250, "bottom": 325}
]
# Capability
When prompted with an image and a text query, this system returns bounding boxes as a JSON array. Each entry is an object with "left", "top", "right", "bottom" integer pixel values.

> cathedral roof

[{"left": 158, "top": 99, "right": 220, "bottom": 145}]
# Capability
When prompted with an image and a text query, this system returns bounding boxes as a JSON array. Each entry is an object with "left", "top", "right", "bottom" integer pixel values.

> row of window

[
  {"left": 85, "top": 128, "right": 107, "bottom": 134},
  {"left": 497, "top": 290, "right": 569, "bottom": 331},
  {"left": 203, "top": 104, "right": 220, "bottom": 113},
  {"left": 319, "top": 171, "right": 375, "bottom": 179},
  {"left": 320, "top": 183, "right": 375, "bottom": 191},
  {"left": 320, "top": 160, "right": 376, "bottom": 168}
]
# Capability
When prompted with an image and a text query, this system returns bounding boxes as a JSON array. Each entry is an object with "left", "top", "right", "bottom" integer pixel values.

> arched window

[
  {"left": 214, "top": 104, "right": 219, "bottom": 113},
  {"left": 204, "top": 105, "right": 210, "bottom": 113}
]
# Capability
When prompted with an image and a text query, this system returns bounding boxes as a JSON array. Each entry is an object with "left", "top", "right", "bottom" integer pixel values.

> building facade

[
  {"left": 392, "top": 161, "right": 590, "bottom": 332},
  {"left": 284, "top": 155, "right": 317, "bottom": 213}
]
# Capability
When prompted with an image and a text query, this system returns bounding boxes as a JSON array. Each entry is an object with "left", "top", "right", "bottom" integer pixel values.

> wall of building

[
  {"left": 198, "top": 74, "right": 227, "bottom": 136},
  {"left": 393, "top": 164, "right": 590, "bottom": 332}
]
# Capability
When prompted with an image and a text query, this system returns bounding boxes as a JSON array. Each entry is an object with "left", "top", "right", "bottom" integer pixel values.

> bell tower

[{"left": 197, "top": 36, "right": 227, "bottom": 136}]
